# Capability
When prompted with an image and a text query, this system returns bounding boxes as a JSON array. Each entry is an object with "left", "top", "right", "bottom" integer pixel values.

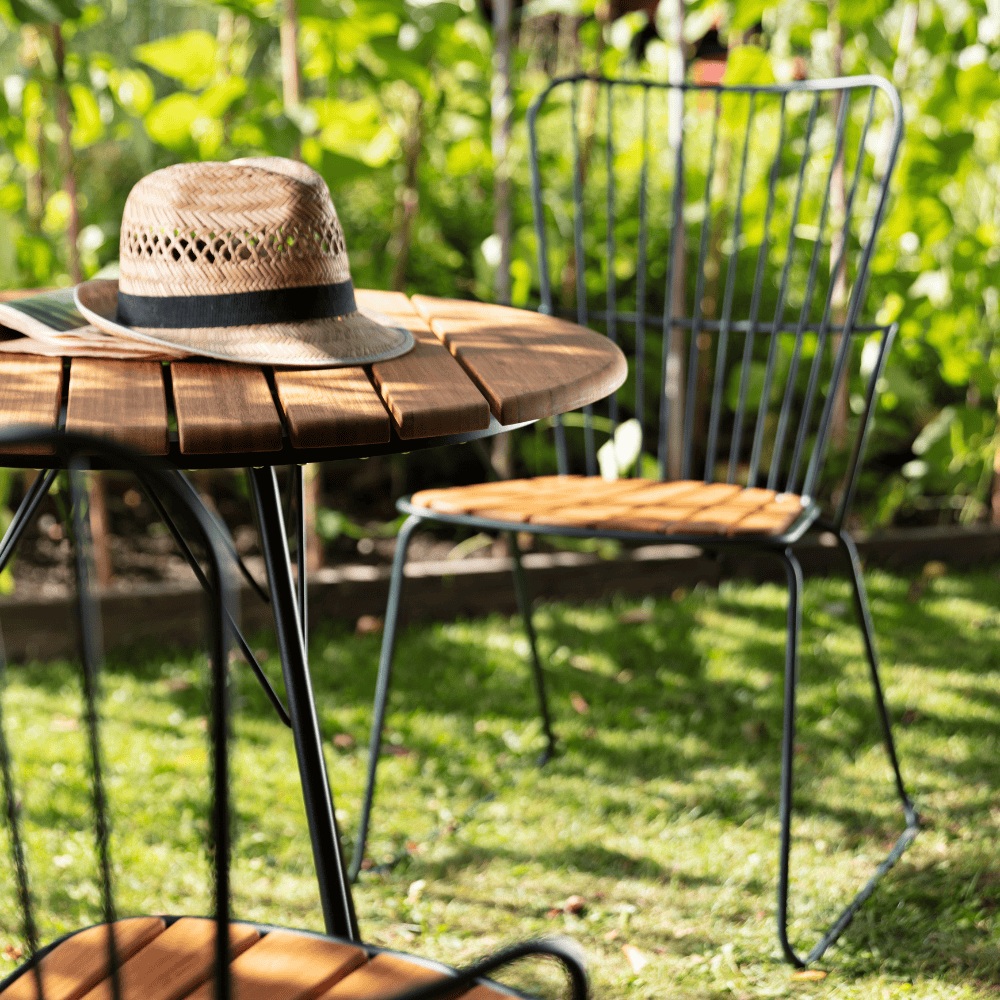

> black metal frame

[{"left": 351, "top": 74, "right": 918, "bottom": 966}]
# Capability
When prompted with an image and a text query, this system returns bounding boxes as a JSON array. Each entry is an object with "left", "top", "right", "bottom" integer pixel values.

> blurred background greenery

[{"left": 0, "top": 0, "right": 997, "bottom": 543}]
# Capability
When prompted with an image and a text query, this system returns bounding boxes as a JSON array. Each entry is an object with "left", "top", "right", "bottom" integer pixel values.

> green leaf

[
  {"left": 47, "top": 0, "right": 81, "bottom": 17},
  {"left": 955, "top": 63, "right": 1000, "bottom": 121},
  {"left": 836, "top": 0, "right": 892, "bottom": 28},
  {"left": 69, "top": 82, "right": 102, "bottom": 147},
  {"left": 722, "top": 46, "right": 775, "bottom": 86},
  {"left": 134, "top": 31, "right": 218, "bottom": 90},
  {"left": 144, "top": 93, "right": 199, "bottom": 150},
  {"left": 8, "top": 0, "right": 81, "bottom": 22},
  {"left": 109, "top": 68, "right": 155, "bottom": 116},
  {"left": 198, "top": 76, "right": 247, "bottom": 117},
  {"left": 729, "top": 0, "right": 769, "bottom": 33}
]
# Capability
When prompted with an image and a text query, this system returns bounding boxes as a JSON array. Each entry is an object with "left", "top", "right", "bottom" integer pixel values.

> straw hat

[{"left": 74, "top": 157, "right": 414, "bottom": 367}]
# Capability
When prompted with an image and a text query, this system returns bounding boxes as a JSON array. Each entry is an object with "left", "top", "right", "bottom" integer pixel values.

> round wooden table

[
  {"left": 0, "top": 291, "right": 627, "bottom": 942},
  {"left": 0, "top": 290, "right": 626, "bottom": 467}
]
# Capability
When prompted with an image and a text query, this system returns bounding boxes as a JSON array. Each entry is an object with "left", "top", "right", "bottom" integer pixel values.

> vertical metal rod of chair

[
  {"left": 68, "top": 460, "right": 124, "bottom": 1000},
  {"left": 350, "top": 513, "right": 420, "bottom": 881},
  {"left": 249, "top": 465, "right": 359, "bottom": 941},
  {"left": 509, "top": 531, "right": 557, "bottom": 765}
]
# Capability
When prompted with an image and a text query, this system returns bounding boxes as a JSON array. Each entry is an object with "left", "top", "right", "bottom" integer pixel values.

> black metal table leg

[{"left": 248, "top": 465, "right": 359, "bottom": 942}]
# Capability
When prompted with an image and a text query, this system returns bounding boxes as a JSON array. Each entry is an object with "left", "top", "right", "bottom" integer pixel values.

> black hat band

[{"left": 116, "top": 280, "right": 358, "bottom": 329}]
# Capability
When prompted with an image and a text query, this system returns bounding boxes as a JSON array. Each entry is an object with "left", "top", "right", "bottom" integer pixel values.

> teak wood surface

[
  {"left": 0, "top": 919, "right": 510, "bottom": 1000},
  {"left": 0, "top": 290, "right": 627, "bottom": 467}
]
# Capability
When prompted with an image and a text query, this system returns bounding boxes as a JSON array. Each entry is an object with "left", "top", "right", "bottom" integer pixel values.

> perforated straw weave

[{"left": 74, "top": 157, "right": 414, "bottom": 368}]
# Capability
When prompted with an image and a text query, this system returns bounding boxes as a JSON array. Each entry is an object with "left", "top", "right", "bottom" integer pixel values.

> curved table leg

[{"left": 248, "top": 465, "right": 359, "bottom": 942}]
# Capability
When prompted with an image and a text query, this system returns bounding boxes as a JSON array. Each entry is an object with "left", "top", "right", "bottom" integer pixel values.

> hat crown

[{"left": 118, "top": 159, "right": 351, "bottom": 298}]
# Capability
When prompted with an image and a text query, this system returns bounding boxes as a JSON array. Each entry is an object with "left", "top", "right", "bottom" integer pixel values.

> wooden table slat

[
  {"left": 273, "top": 367, "right": 391, "bottom": 450},
  {"left": 410, "top": 296, "right": 628, "bottom": 425},
  {"left": 171, "top": 362, "right": 283, "bottom": 455},
  {"left": 0, "top": 354, "right": 63, "bottom": 454},
  {"left": 66, "top": 359, "right": 169, "bottom": 455},
  {"left": 357, "top": 290, "right": 490, "bottom": 440}
]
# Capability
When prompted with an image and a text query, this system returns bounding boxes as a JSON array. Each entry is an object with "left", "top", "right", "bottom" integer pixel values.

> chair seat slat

[
  {"left": 0, "top": 918, "right": 166, "bottom": 1000},
  {"left": 3, "top": 923, "right": 513, "bottom": 1000},
  {"left": 184, "top": 930, "right": 366, "bottom": 1000},
  {"left": 410, "top": 477, "right": 803, "bottom": 537}
]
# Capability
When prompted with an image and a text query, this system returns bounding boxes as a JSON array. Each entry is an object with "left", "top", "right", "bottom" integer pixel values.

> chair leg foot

[{"left": 350, "top": 515, "right": 421, "bottom": 883}]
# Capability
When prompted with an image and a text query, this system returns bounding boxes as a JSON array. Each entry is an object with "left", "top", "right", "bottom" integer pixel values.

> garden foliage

[{"left": 0, "top": 0, "right": 996, "bottom": 527}]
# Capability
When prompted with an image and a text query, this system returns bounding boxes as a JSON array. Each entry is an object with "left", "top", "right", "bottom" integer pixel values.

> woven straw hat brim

[{"left": 74, "top": 279, "right": 414, "bottom": 368}]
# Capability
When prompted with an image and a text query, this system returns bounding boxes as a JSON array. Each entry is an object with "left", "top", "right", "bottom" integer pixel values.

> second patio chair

[{"left": 352, "top": 74, "right": 919, "bottom": 966}]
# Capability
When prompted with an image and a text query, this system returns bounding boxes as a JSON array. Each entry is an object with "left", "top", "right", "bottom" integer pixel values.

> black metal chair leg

[
  {"left": 776, "top": 547, "right": 804, "bottom": 967},
  {"left": 774, "top": 543, "right": 920, "bottom": 966},
  {"left": 249, "top": 466, "right": 359, "bottom": 942},
  {"left": 509, "top": 531, "right": 557, "bottom": 765},
  {"left": 350, "top": 514, "right": 420, "bottom": 882},
  {"left": 836, "top": 528, "right": 918, "bottom": 825}
]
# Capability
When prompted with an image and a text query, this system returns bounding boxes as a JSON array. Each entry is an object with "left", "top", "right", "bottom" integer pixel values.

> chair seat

[
  {"left": 0, "top": 918, "right": 512, "bottom": 1000},
  {"left": 411, "top": 476, "right": 806, "bottom": 537}
]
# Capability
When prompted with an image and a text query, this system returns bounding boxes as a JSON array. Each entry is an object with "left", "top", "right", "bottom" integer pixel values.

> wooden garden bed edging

[{"left": 6, "top": 523, "right": 1000, "bottom": 661}]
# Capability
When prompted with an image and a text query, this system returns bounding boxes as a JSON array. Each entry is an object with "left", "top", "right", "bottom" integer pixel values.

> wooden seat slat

[
  {"left": 272, "top": 368, "right": 391, "bottom": 450},
  {"left": 181, "top": 931, "right": 366, "bottom": 1000},
  {"left": 0, "top": 355, "right": 63, "bottom": 455},
  {"left": 315, "top": 953, "right": 447, "bottom": 1000},
  {"left": 412, "top": 475, "right": 805, "bottom": 538},
  {"left": 410, "top": 296, "right": 628, "bottom": 425},
  {"left": 76, "top": 919, "right": 259, "bottom": 1000},
  {"left": 170, "top": 363, "right": 283, "bottom": 455},
  {"left": 66, "top": 359, "right": 169, "bottom": 455},
  {"left": 3, "top": 923, "right": 516, "bottom": 1000},
  {"left": 357, "top": 290, "right": 491, "bottom": 440},
  {"left": 0, "top": 918, "right": 166, "bottom": 1000}
]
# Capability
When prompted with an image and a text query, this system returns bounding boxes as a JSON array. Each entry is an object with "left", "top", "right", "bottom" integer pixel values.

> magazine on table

[{"left": 0, "top": 285, "right": 186, "bottom": 360}]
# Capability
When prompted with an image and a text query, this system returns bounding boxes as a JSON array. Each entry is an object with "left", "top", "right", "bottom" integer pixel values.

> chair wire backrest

[
  {"left": 527, "top": 74, "right": 902, "bottom": 522},
  {"left": 0, "top": 433, "right": 234, "bottom": 1000}
]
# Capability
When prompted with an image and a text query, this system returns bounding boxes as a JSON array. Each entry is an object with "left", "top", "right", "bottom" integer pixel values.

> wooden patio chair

[
  {"left": 351, "top": 75, "right": 920, "bottom": 966},
  {"left": 0, "top": 431, "right": 588, "bottom": 1000}
]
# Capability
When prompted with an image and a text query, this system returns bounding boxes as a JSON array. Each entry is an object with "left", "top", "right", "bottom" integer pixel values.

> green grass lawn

[{"left": 0, "top": 567, "right": 997, "bottom": 999}]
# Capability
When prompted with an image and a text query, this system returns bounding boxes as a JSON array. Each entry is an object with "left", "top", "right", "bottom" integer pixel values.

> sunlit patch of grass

[{"left": 0, "top": 567, "right": 997, "bottom": 998}]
